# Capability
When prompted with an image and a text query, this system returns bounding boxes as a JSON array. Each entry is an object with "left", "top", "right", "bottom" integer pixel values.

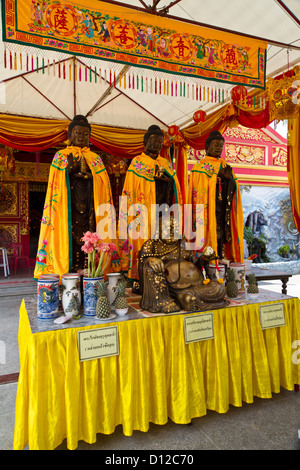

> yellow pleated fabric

[{"left": 14, "top": 297, "right": 300, "bottom": 450}]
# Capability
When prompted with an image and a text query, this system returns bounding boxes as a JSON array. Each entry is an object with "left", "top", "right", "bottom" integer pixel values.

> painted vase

[
  {"left": 208, "top": 264, "right": 226, "bottom": 281},
  {"left": 37, "top": 277, "right": 59, "bottom": 319},
  {"left": 107, "top": 272, "right": 121, "bottom": 310},
  {"left": 62, "top": 273, "right": 81, "bottom": 317},
  {"left": 229, "top": 262, "right": 246, "bottom": 293},
  {"left": 83, "top": 276, "right": 103, "bottom": 317}
]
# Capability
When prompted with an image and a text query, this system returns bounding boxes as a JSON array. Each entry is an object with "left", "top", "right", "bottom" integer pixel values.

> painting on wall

[{"left": 241, "top": 185, "right": 299, "bottom": 261}]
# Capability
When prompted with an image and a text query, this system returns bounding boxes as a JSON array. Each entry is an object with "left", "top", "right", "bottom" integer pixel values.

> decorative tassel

[
  {"left": 218, "top": 177, "right": 222, "bottom": 201},
  {"left": 199, "top": 85, "right": 201, "bottom": 101},
  {"left": 14, "top": 52, "right": 17, "bottom": 70},
  {"left": 175, "top": 82, "right": 177, "bottom": 97},
  {"left": 94, "top": 66, "right": 97, "bottom": 83},
  {"left": 78, "top": 65, "right": 81, "bottom": 81},
  {"left": 9, "top": 51, "right": 12, "bottom": 69},
  {"left": 36, "top": 56, "right": 39, "bottom": 72},
  {"left": 63, "top": 62, "right": 66, "bottom": 79},
  {"left": 187, "top": 83, "right": 189, "bottom": 99},
  {"left": 47, "top": 59, "right": 50, "bottom": 75},
  {"left": 109, "top": 69, "right": 112, "bottom": 86},
  {"left": 85, "top": 65, "right": 87, "bottom": 82},
  {"left": 132, "top": 73, "right": 135, "bottom": 89},
  {"left": 69, "top": 63, "right": 72, "bottom": 81},
  {"left": 171, "top": 81, "right": 173, "bottom": 97},
  {"left": 203, "top": 86, "right": 205, "bottom": 101},
  {"left": 215, "top": 260, "right": 223, "bottom": 284},
  {"left": 4, "top": 48, "right": 7, "bottom": 68},
  {"left": 124, "top": 73, "right": 126, "bottom": 89},
  {"left": 202, "top": 268, "right": 210, "bottom": 284},
  {"left": 196, "top": 85, "right": 198, "bottom": 100},
  {"left": 114, "top": 71, "right": 116, "bottom": 87},
  {"left": 42, "top": 58, "right": 45, "bottom": 74}
]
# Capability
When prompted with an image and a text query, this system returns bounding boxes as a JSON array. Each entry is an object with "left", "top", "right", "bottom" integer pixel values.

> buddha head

[
  {"left": 68, "top": 115, "right": 91, "bottom": 148},
  {"left": 143, "top": 125, "right": 164, "bottom": 158},
  {"left": 205, "top": 130, "right": 225, "bottom": 159}
]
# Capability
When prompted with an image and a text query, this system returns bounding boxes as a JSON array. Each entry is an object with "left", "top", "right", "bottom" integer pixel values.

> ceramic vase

[
  {"left": 229, "top": 262, "right": 246, "bottom": 293},
  {"left": 83, "top": 276, "right": 103, "bottom": 317},
  {"left": 62, "top": 273, "right": 81, "bottom": 317},
  {"left": 107, "top": 272, "right": 121, "bottom": 310},
  {"left": 208, "top": 264, "right": 226, "bottom": 281},
  {"left": 37, "top": 277, "right": 59, "bottom": 320}
]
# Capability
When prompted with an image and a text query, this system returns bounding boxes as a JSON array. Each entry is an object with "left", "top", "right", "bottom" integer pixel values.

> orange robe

[
  {"left": 189, "top": 156, "right": 244, "bottom": 262},
  {"left": 119, "top": 152, "right": 183, "bottom": 280}
]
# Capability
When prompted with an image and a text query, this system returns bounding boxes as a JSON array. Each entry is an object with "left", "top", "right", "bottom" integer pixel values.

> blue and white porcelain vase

[
  {"left": 62, "top": 273, "right": 81, "bottom": 317},
  {"left": 37, "top": 277, "right": 59, "bottom": 319},
  {"left": 83, "top": 276, "right": 103, "bottom": 317}
]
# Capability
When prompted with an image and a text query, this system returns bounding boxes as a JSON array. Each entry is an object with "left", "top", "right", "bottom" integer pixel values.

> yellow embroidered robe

[
  {"left": 189, "top": 156, "right": 244, "bottom": 262},
  {"left": 119, "top": 152, "right": 183, "bottom": 280},
  {"left": 34, "top": 146, "right": 114, "bottom": 279}
]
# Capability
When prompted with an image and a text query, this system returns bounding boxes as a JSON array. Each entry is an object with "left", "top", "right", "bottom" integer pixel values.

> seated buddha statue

[{"left": 138, "top": 215, "right": 228, "bottom": 313}]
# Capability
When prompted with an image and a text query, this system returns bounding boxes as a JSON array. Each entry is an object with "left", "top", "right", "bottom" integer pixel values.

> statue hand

[
  {"left": 74, "top": 171, "right": 92, "bottom": 180},
  {"left": 67, "top": 153, "right": 75, "bottom": 166},
  {"left": 148, "top": 257, "right": 164, "bottom": 273},
  {"left": 219, "top": 165, "right": 233, "bottom": 179}
]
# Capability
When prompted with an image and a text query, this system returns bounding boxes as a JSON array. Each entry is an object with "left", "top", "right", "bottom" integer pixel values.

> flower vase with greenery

[{"left": 81, "top": 231, "right": 118, "bottom": 278}]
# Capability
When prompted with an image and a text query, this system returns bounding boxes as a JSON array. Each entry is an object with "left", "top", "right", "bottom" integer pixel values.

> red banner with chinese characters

[{"left": 2, "top": 0, "right": 267, "bottom": 88}]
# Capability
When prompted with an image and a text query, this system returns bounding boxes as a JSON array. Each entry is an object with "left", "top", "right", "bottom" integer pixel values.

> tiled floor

[{"left": 0, "top": 269, "right": 299, "bottom": 450}]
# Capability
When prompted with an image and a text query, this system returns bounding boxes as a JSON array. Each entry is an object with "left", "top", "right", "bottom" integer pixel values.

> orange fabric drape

[
  {"left": 0, "top": 114, "right": 68, "bottom": 151},
  {"left": 287, "top": 114, "right": 300, "bottom": 232},
  {"left": 90, "top": 125, "right": 144, "bottom": 157}
]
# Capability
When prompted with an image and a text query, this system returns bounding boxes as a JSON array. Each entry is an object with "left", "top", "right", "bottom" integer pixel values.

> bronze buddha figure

[{"left": 138, "top": 215, "right": 228, "bottom": 313}]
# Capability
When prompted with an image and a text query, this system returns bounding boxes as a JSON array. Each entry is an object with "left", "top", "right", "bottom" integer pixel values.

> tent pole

[{"left": 86, "top": 64, "right": 130, "bottom": 117}]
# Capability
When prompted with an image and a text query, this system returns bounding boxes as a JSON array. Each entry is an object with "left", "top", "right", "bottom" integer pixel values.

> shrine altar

[{"left": 13, "top": 290, "right": 300, "bottom": 450}]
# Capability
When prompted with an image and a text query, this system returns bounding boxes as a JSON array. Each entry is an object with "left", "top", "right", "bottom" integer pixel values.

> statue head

[
  {"left": 143, "top": 125, "right": 164, "bottom": 158},
  {"left": 205, "top": 130, "right": 225, "bottom": 158},
  {"left": 68, "top": 115, "right": 91, "bottom": 148}
]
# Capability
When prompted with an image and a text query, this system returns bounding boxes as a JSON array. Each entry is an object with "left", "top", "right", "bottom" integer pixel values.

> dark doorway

[{"left": 29, "top": 183, "right": 47, "bottom": 259}]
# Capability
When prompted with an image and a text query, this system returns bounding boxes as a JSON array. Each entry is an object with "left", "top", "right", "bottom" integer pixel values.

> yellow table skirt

[{"left": 13, "top": 297, "right": 300, "bottom": 450}]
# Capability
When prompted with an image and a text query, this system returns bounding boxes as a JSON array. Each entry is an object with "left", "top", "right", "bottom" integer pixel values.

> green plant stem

[{"left": 94, "top": 251, "right": 105, "bottom": 278}]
